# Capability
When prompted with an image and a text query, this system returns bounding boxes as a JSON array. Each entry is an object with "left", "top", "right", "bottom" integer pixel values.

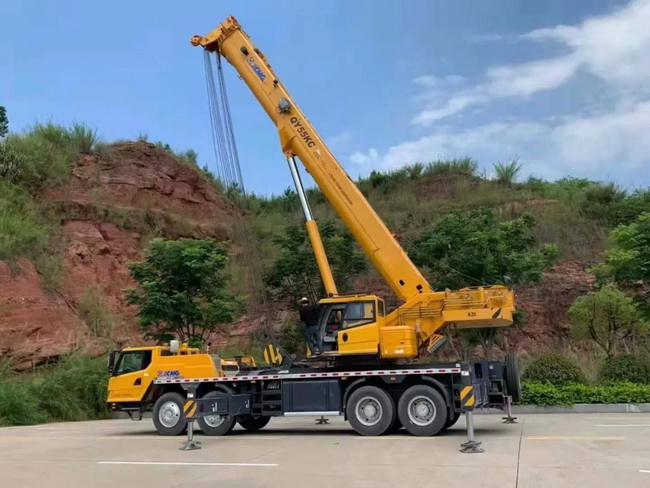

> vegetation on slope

[{"left": 3, "top": 108, "right": 650, "bottom": 419}]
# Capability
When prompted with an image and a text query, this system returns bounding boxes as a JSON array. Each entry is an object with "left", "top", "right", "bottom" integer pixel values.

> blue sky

[{"left": 2, "top": 0, "right": 649, "bottom": 195}]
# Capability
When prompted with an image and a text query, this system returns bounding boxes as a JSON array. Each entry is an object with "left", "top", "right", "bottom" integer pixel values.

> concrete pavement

[{"left": 0, "top": 414, "right": 648, "bottom": 487}]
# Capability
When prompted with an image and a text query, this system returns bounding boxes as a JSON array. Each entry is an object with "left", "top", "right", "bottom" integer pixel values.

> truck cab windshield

[{"left": 113, "top": 350, "right": 152, "bottom": 376}]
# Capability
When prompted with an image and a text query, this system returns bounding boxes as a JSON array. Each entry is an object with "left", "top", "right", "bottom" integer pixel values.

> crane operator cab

[{"left": 311, "top": 295, "right": 389, "bottom": 359}]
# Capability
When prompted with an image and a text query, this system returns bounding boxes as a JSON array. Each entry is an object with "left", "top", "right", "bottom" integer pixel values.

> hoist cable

[{"left": 203, "top": 50, "right": 276, "bottom": 346}]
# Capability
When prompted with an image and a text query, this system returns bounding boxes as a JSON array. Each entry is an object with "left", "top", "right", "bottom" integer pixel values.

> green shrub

[
  {"left": 521, "top": 381, "right": 650, "bottom": 406},
  {"left": 425, "top": 157, "right": 478, "bottom": 177},
  {"left": 0, "top": 121, "right": 102, "bottom": 190},
  {"left": 78, "top": 286, "right": 117, "bottom": 338},
  {"left": 600, "top": 355, "right": 650, "bottom": 384},
  {"left": 0, "top": 356, "right": 109, "bottom": 426},
  {"left": 522, "top": 352, "right": 587, "bottom": 385},
  {"left": 67, "top": 123, "right": 99, "bottom": 153},
  {"left": 0, "top": 181, "right": 49, "bottom": 261},
  {"left": 0, "top": 381, "right": 47, "bottom": 426},
  {"left": 493, "top": 157, "right": 522, "bottom": 185},
  {"left": 280, "top": 321, "right": 306, "bottom": 355}
]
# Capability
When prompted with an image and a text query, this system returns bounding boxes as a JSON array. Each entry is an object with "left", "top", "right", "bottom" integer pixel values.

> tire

[
  {"left": 238, "top": 416, "right": 271, "bottom": 432},
  {"left": 505, "top": 353, "right": 522, "bottom": 403},
  {"left": 389, "top": 415, "right": 403, "bottom": 433},
  {"left": 397, "top": 385, "right": 447, "bottom": 437},
  {"left": 442, "top": 411, "right": 460, "bottom": 431},
  {"left": 152, "top": 392, "right": 188, "bottom": 436},
  {"left": 346, "top": 386, "right": 396, "bottom": 436},
  {"left": 196, "top": 391, "right": 236, "bottom": 436}
]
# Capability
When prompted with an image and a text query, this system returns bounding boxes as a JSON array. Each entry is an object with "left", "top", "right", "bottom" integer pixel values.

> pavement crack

[{"left": 515, "top": 415, "right": 526, "bottom": 488}]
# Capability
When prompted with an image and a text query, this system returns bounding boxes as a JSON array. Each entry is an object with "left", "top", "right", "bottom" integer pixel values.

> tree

[
  {"left": 265, "top": 221, "right": 367, "bottom": 303},
  {"left": 410, "top": 208, "right": 557, "bottom": 359},
  {"left": 591, "top": 212, "right": 650, "bottom": 287},
  {"left": 0, "top": 106, "right": 8, "bottom": 138},
  {"left": 568, "top": 284, "right": 648, "bottom": 358},
  {"left": 409, "top": 208, "right": 558, "bottom": 290},
  {"left": 125, "top": 238, "right": 243, "bottom": 347}
]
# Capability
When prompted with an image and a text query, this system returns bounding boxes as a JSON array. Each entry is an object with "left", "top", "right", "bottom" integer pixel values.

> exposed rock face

[
  {"left": 45, "top": 142, "right": 232, "bottom": 222},
  {"left": 502, "top": 262, "right": 597, "bottom": 355},
  {"left": 0, "top": 142, "right": 234, "bottom": 370}
]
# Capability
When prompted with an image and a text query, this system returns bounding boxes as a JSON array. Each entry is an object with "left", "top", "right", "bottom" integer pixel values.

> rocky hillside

[
  {"left": 1, "top": 142, "right": 234, "bottom": 369},
  {"left": 3, "top": 128, "right": 644, "bottom": 369}
]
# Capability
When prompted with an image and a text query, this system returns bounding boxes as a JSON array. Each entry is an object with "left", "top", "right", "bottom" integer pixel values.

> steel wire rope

[{"left": 203, "top": 51, "right": 276, "bottom": 347}]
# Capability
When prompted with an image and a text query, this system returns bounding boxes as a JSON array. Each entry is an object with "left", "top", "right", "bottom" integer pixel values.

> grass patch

[
  {"left": 425, "top": 157, "right": 478, "bottom": 177},
  {"left": 78, "top": 286, "right": 117, "bottom": 339},
  {"left": 0, "top": 121, "right": 101, "bottom": 190},
  {"left": 0, "top": 181, "right": 49, "bottom": 261},
  {"left": 0, "top": 356, "right": 109, "bottom": 426}
]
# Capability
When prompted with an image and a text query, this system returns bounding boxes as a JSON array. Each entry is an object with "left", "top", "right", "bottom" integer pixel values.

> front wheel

[
  {"left": 346, "top": 385, "right": 395, "bottom": 436},
  {"left": 152, "top": 392, "right": 188, "bottom": 436},
  {"left": 442, "top": 411, "right": 460, "bottom": 431},
  {"left": 397, "top": 385, "right": 447, "bottom": 436},
  {"left": 238, "top": 416, "right": 271, "bottom": 432},
  {"left": 196, "top": 391, "right": 236, "bottom": 436}
]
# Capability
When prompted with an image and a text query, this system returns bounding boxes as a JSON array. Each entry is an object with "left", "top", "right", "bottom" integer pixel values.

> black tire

[
  {"left": 442, "top": 411, "right": 460, "bottom": 430},
  {"left": 196, "top": 391, "right": 236, "bottom": 436},
  {"left": 238, "top": 416, "right": 271, "bottom": 432},
  {"left": 505, "top": 353, "right": 522, "bottom": 403},
  {"left": 389, "top": 415, "right": 403, "bottom": 433},
  {"left": 397, "top": 385, "right": 447, "bottom": 437},
  {"left": 346, "top": 385, "right": 396, "bottom": 436},
  {"left": 152, "top": 392, "right": 188, "bottom": 436}
]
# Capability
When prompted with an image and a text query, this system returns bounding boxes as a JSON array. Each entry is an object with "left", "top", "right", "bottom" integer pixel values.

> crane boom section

[{"left": 191, "top": 17, "right": 430, "bottom": 301}]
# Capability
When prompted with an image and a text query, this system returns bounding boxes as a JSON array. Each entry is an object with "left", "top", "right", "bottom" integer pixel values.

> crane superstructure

[{"left": 191, "top": 17, "right": 515, "bottom": 361}]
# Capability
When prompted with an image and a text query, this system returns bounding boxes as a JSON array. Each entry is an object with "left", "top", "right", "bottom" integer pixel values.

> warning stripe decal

[
  {"left": 460, "top": 386, "right": 473, "bottom": 401},
  {"left": 154, "top": 367, "right": 462, "bottom": 384},
  {"left": 183, "top": 400, "right": 197, "bottom": 418}
]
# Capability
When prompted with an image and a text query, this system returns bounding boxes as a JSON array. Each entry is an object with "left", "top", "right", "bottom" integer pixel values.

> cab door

[
  {"left": 108, "top": 350, "right": 153, "bottom": 403},
  {"left": 337, "top": 301, "right": 380, "bottom": 356}
]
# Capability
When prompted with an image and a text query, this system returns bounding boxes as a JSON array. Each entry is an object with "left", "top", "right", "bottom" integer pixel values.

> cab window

[
  {"left": 325, "top": 308, "right": 343, "bottom": 332},
  {"left": 113, "top": 351, "right": 152, "bottom": 376},
  {"left": 343, "top": 301, "right": 376, "bottom": 329},
  {"left": 378, "top": 299, "right": 385, "bottom": 317}
]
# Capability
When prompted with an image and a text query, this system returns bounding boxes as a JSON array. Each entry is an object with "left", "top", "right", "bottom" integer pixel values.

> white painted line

[
  {"left": 98, "top": 461, "right": 278, "bottom": 467},
  {"left": 640, "top": 470, "right": 650, "bottom": 474},
  {"left": 589, "top": 418, "right": 650, "bottom": 420},
  {"left": 526, "top": 436, "right": 625, "bottom": 440},
  {"left": 596, "top": 424, "right": 650, "bottom": 427}
]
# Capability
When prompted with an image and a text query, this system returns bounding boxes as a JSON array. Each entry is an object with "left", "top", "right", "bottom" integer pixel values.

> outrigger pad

[{"left": 459, "top": 440, "right": 484, "bottom": 454}]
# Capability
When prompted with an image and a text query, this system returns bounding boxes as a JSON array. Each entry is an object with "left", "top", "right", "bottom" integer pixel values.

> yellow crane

[
  {"left": 106, "top": 18, "right": 521, "bottom": 439},
  {"left": 190, "top": 16, "right": 515, "bottom": 361}
]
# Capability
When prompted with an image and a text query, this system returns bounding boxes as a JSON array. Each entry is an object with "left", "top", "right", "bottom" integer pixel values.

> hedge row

[
  {"left": 522, "top": 352, "right": 650, "bottom": 385},
  {"left": 521, "top": 381, "right": 650, "bottom": 406}
]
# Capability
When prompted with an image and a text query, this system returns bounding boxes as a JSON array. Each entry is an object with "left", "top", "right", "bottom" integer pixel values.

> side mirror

[{"left": 107, "top": 351, "right": 117, "bottom": 374}]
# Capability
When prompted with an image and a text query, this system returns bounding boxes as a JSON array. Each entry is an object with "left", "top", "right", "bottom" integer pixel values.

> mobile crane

[{"left": 106, "top": 16, "right": 520, "bottom": 438}]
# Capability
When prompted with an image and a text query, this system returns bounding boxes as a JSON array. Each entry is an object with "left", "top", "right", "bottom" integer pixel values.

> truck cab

[{"left": 107, "top": 342, "right": 222, "bottom": 415}]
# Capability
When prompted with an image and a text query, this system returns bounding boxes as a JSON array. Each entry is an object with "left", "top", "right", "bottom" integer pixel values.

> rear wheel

[
  {"left": 196, "top": 391, "right": 236, "bottom": 436},
  {"left": 505, "top": 353, "right": 522, "bottom": 403},
  {"left": 346, "top": 386, "right": 395, "bottom": 436},
  {"left": 152, "top": 392, "right": 188, "bottom": 436},
  {"left": 397, "top": 385, "right": 447, "bottom": 437},
  {"left": 238, "top": 416, "right": 271, "bottom": 432}
]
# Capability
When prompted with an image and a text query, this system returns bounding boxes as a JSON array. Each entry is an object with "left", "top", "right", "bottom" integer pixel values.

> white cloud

[
  {"left": 411, "top": 0, "right": 650, "bottom": 126},
  {"left": 350, "top": 101, "right": 650, "bottom": 182}
]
